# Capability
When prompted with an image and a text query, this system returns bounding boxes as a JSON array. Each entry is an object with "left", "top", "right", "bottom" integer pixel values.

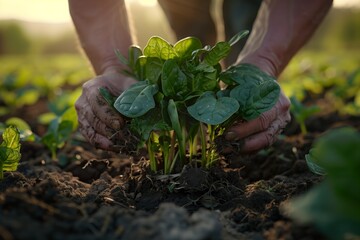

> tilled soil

[{"left": 1, "top": 109, "right": 359, "bottom": 240}]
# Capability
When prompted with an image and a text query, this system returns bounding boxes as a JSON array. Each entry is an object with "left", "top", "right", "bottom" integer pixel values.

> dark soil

[{"left": 1, "top": 100, "right": 359, "bottom": 240}]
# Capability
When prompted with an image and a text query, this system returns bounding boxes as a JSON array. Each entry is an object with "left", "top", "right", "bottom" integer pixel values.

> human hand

[
  {"left": 75, "top": 69, "right": 137, "bottom": 150},
  {"left": 224, "top": 90, "right": 291, "bottom": 154}
]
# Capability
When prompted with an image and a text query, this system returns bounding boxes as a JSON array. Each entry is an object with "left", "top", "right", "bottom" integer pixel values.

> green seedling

[
  {"left": 101, "top": 31, "right": 280, "bottom": 174},
  {"left": 0, "top": 125, "right": 21, "bottom": 180},
  {"left": 41, "top": 106, "right": 78, "bottom": 160},
  {"left": 286, "top": 127, "right": 360, "bottom": 239},
  {"left": 290, "top": 96, "right": 320, "bottom": 135}
]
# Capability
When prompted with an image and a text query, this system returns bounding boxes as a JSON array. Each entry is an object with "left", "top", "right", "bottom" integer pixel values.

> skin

[{"left": 68, "top": 0, "right": 333, "bottom": 153}]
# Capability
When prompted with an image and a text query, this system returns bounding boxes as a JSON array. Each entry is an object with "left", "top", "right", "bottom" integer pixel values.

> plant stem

[
  {"left": 200, "top": 123, "right": 207, "bottom": 167},
  {"left": 148, "top": 133, "right": 157, "bottom": 172},
  {"left": 300, "top": 122, "right": 308, "bottom": 135}
]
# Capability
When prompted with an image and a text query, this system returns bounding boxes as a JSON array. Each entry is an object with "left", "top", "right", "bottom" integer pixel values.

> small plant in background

[
  {"left": 41, "top": 106, "right": 78, "bottom": 160},
  {"left": 290, "top": 96, "right": 320, "bottom": 135},
  {"left": 285, "top": 127, "right": 360, "bottom": 239},
  {"left": 101, "top": 31, "right": 280, "bottom": 174},
  {"left": 0, "top": 125, "right": 21, "bottom": 180}
]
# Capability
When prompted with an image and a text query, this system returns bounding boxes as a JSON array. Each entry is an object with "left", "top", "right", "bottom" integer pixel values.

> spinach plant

[
  {"left": 0, "top": 125, "right": 21, "bottom": 180},
  {"left": 286, "top": 127, "right": 360, "bottom": 239},
  {"left": 101, "top": 31, "right": 280, "bottom": 174}
]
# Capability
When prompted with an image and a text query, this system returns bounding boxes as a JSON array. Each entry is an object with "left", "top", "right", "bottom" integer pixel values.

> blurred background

[{"left": 0, "top": 0, "right": 360, "bottom": 133}]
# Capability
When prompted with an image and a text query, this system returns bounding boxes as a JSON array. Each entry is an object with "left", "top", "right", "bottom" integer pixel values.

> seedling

[
  {"left": 41, "top": 106, "right": 78, "bottom": 160},
  {"left": 290, "top": 96, "right": 320, "bottom": 135},
  {"left": 0, "top": 125, "right": 21, "bottom": 180},
  {"left": 101, "top": 31, "right": 280, "bottom": 174}
]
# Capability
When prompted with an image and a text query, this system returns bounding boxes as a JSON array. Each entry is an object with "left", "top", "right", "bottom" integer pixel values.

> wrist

[{"left": 236, "top": 51, "right": 283, "bottom": 78}]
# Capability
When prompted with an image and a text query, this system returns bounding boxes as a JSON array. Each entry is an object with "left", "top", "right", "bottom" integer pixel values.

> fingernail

[{"left": 225, "top": 131, "right": 237, "bottom": 141}]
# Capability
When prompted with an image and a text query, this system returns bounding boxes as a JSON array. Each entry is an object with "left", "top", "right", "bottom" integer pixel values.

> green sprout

[
  {"left": 101, "top": 31, "right": 280, "bottom": 174},
  {"left": 290, "top": 96, "right": 320, "bottom": 135}
]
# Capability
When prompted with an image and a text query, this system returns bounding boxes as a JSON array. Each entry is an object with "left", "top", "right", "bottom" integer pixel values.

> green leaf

[
  {"left": 5, "top": 117, "right": 36, "bottom": 142},
  {"left": 174, "top": 37, "right": 202, "bottom": 60},
  {"left": 204, "top": 42, "right": 231, "bottom": 66},
  {"left": 114, "top": 81, "right": 158, "bottom": 118},
  {"left": 228, "top": 30, "right": 249, "bottom": 46},
  {"left": 0, "top": 126, "right": 21, "bottom": 175},
  {"left": 130, "top": 108, "right": 171, "bottom": 142},
  {"left": 144, "top": 36, "right": 177, "bottom": 60},
  {"left": 192, "top": 68, "right": 218, "bottom": 93},
  {"left": 188, "top": 92, "right": 239, "bottom": 125},
  {"left": 145, "top": 57, "right": 163, "bottom": 84},
  {"left": 220, "top": 64, "right": 274, "bottom": 86},
  {"left": 305, "top": 149, "right": 327, "bottom": 175},
  {"left": 230, "top": 80, "right": 280, "bottom": 120},
  {"left": 161, "top": 59, "right": 188, "bottom": 99}
]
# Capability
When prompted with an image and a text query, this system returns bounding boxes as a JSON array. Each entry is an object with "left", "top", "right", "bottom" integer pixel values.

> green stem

[
  {"left": 300, "top": 122, "right": 308, "bottom": 135},
  {"left": 200, "top": 123, "right": 207, "bottom": 167},
  {"left": 148, "top": 133, "right": 157, "bottom": 172}
]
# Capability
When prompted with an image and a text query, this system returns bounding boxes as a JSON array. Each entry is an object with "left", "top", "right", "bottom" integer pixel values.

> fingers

[
  {"left": 82, "top": 80, "right": 124, "bottom": 130},
  {"left": 223, "top": 91, "right": 291, "bottom": 154},
  {"left": 225, "top": 107, "right": 278, "bottom": 141},
  {"left": 75, "top": 78, "right": 125, "bottom": 150}
]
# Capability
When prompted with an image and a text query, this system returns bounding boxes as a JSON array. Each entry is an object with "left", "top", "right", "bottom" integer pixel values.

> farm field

[{"left": 1, "top": 50, "right": 360, "bottom": 240}]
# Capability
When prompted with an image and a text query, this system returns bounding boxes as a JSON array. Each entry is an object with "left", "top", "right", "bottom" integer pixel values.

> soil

[{"left": 1, "top": 98, "right": 360, "bottom": 240}]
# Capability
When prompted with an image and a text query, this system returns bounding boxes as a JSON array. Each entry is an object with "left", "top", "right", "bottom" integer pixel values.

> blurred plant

[
  {"left": 285, "top": 127, "right": 360, "bottom": 240},
  {"left": 41, "top": 106, "right": 78, "bottom": 160},
  {"left": 290, "top": 96, "right": 320, "bottom": 135}
]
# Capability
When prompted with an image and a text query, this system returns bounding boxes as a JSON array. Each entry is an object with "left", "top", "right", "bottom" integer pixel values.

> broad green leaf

[
  {"left": 230, "top": 80, "right": 280, "bottom": 120},
  {"left": 161, "top": 59, "right": 188, "bottom": 99},
  {"left": 286, "top": 182, "right": 360, "bottom": 240},
  {"left": 204, "top": 42, "right": 231, "bottom": 66},
  {"left": 174, "top": 37, "right": 202, "bottom": 60},
  {"left": 5, "top": 117, "right": 36, "bottom": 142},
  {"left": 0, "top": 126, "right": 21, "bottom": 174},
  {"left": 114, "top": 81, "right": 158, "bottom": 118},
  {"left": 145, "top": 57, "right": 163, "bottom": 84},
  {"left": 130, "top": 108, "right": 171, "bottom": 142},
  {"left": 220, "top": 64, "right": 275, "bottom": 86},
  {"left": 144, "top": 36, "right": 177, "bottom": 60},
  {"left": 188, "top": 92, "right": 239, "bottom": 125},
  {"left": 192, "top": 69, "right": 218, "bottom": 93},
  {"left": 228, "top": 30, "right": 249, "bottom": 46}
]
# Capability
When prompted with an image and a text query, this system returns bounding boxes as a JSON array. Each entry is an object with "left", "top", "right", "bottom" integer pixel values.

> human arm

[
  {"left": 68, "top": 0, "right": 137, "bottom": 149},
  {"left": 226, "top": 0, "right": 333, "bottom": 153}
]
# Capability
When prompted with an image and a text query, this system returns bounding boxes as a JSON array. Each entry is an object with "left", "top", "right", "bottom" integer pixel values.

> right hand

[{"left": 75, "top": 69, "right": 137, "bottom": 150}]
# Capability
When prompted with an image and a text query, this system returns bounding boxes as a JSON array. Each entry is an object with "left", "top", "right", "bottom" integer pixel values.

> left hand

[{"left": 224, "top": 90, "right": 291, "bottom": 154}]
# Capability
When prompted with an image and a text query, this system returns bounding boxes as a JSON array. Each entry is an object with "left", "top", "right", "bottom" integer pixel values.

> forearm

[
  {"left": 68, "top": 0, "right": 134, "bottom": 75},
  {"left": 236, "top": 0, "right": 333, "bottom": 77}
]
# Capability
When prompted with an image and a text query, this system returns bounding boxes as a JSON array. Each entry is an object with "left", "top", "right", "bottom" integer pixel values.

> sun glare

[{"left": 137, "top": 0, "right": 158, "bottom": 7}]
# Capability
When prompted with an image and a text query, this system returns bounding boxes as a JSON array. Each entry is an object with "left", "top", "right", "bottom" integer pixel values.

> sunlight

[{"left": 0, "top": 0, "right": 359, "bottom": 24}]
